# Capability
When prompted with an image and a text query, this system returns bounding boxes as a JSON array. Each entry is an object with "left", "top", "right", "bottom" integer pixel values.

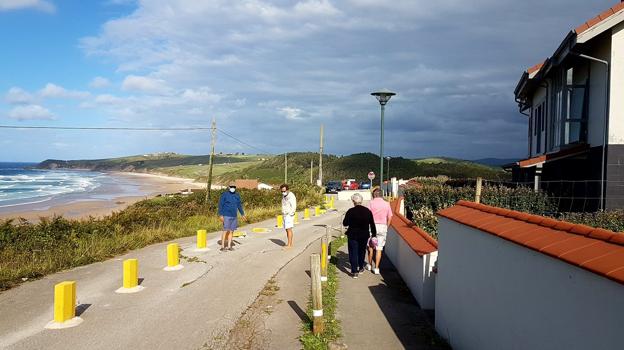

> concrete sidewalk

[
  {"left": 336, "top": 245, "right": 450, "bottom": 350},
  {"left": 0, "top": 198, "right": 348, "bottom": 350}
]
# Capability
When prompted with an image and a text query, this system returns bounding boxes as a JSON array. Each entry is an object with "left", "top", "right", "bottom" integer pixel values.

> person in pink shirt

[{"left": 367, "top": 187, "right": 393, "bottom": 274}]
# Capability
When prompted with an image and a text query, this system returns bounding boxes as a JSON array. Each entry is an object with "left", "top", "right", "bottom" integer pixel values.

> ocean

[{"left": 0, "top": 162, "right": 103, "bottom": 208}]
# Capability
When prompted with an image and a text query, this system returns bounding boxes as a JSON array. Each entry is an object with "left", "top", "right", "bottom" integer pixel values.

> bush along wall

[
  {"left": 404, "top": 181, "right": 624, "bottom": 236},
  {"left": 403, "top": 183, "right": 556, "bottom": 238}
]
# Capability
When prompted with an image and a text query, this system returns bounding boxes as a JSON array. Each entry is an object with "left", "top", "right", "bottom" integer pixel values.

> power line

[
  {"left": 0, "top": 124, "right": 272, "bottom": 154},
  {"left": 0, "top": 125, "right": 212, "bottom": 131},
  {"left": 216, "top": 128, "right": 270, "bottom": 154}
]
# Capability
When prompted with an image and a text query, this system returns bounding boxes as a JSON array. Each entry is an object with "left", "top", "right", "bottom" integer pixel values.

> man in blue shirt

[{"left": 218, "top": 183, "right": 246, "bottom": 251}]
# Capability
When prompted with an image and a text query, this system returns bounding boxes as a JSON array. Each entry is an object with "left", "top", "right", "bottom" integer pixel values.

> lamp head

[{"left": 371, "top": 89, "right": 396, "bottom": 105}]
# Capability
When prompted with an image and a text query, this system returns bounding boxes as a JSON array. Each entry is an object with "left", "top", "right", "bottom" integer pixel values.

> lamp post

[
  {"left": 386, "top": 156, "right": 391, "bottom": 194},
  {"left": 371, "top": 89, "right": 396, "bottom": 190}
]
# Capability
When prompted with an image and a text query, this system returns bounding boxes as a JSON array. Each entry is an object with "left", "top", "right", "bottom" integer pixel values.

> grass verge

[
  {"left": 0, "top": 186, "right": 323, "bottom": 290},
  {"left": 300, "top": 235, "right": 347, "bottom": 349}
]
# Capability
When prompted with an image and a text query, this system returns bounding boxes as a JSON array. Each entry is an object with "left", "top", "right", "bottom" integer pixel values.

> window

[{"left": 549, "top": 66, "right": 588, "bottom": 148}]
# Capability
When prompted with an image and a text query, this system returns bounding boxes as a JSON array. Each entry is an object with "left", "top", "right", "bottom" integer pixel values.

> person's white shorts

[
  {"left": 284, "top": 214, "right": 295, "bottom": 229},
  {"left": 374, "top": 224, "right": 388, "bottom": 250}
]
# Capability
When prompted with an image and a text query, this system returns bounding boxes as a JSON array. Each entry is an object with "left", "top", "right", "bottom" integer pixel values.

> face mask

[
  {"left": 282, "top": 191, "right": 288, "bottom": 197},
  {"left": 229, "top": 187, "right": 236, "bottom": 193}
]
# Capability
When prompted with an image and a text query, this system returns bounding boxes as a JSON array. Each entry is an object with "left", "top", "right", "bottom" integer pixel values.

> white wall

[
  {"left": 337, "top": 190, "right": 371, "bottom": 201},
  {"left": 435, "top": 218, "right": 624, "bottom": 350},
  {"left": 385, "top": 224, "right": 437, "bottom": 310},
  {"left": 609, "top": 22, "right": 624, "bottom": 144}
]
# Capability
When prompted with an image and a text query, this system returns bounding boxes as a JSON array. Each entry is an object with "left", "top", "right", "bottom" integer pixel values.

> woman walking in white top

[{"left": 280, "top": 184, "right": 297, "bottom": 249}]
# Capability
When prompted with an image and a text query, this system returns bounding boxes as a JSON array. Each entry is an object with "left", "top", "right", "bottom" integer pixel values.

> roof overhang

[
  {"left": 577, "top": 5, "right": 624, "bottom": 43},
  {"left": 517, "top": 144, "right": 590, "bottom": 168}
]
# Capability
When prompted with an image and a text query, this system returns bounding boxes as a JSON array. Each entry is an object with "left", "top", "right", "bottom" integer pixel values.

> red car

[{"left": 342, "top": 179, "right": 359, "bottom": 190}]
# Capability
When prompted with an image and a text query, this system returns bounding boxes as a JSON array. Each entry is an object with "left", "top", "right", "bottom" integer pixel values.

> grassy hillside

[
  {"left": 37, "top": 153, "right": 266, "bottom": 173},
  {"left": 217, "top": 152, "right": 337, "bottom": 184},
  {"left": 37, "top": 152, "right": 509, "bottom": 185},
  {"left": 219, "top": 152, "right": 508, "bottom": 184}
]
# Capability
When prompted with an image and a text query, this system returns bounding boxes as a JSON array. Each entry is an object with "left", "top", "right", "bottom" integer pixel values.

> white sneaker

[
  {"left": 365, "top": 263, "right": 371, "bottom": 271},
  {"left": 352, "top": 272, "right": 359, "bottom": 279},
  {"left": 373, "top": 268, "right": 380, "bottom": 275}
]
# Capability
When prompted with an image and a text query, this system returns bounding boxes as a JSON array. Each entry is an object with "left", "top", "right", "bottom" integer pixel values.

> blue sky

[{"left": 0, "top": 0, "right": 617, "bottom": 162}]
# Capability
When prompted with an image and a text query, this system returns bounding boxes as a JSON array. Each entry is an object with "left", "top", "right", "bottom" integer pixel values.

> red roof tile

[
  {"left": 388, "top": 199, "right": 437, "bottom": 256},
  {"left": 438, "top": 200, "right": 624, "bottom": 285},
  {"left": 575, "top": 1, "right": 624, "bottom": 34},
  {"left": 527, "top": 62, "right": 545, "bottom": 75}
]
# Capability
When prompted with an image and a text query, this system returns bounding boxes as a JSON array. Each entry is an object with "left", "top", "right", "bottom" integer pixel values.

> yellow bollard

[
  {"left": 294, "top": 212, "right": 300, "bottom": 225},
  {"left": 45, "top": 281, "right": 83, "bottom": 329},
  {"left": 123, "top": 259, "right": 138, "bottom": 289},
  {"left": 54, "top": 281, "right": 75, "bottom": 323},
  {"left": 276, "top": 215, "right": 284, "bottom": 228},
  {"left": 116, "top": 259, "right": 144, "bottom": 293},
  {"left": 321, "top": 237, "right": 328, "bottom": 282},
  {"left": 315, "top": 206, "right": 321, "bottom": 217},
  {"left": 329, "top": 197, "right": 335, "bottom": 210},
  {"left": 164, "top": 243, "right": 184, "bottom": 271},
  {"left": 197, "top": 229, "right": 207, "bottom": 249},
  {"left": 303, "top": 208, "right": 311, "bottom": 220}
]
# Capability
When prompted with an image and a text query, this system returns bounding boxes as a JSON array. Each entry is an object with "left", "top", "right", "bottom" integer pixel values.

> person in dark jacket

[
  {"left": 342, "top": 193, "right": 376, "bottom": 278},
  {"left": 218, "top": 183, "right": 246, "bottom": 251}
]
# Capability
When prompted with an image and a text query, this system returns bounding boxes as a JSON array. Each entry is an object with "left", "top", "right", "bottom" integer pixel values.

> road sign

[{"left": 368, "top": 171, "right": 375, "bottom": 180}]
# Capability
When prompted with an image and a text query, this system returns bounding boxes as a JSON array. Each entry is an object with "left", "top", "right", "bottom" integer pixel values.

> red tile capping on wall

[
  {"left": 438, "top": 200, "right": 624, "bottom": 285},
  {"left": 388, "top": 198, "right": 437, "bottom": 257}
]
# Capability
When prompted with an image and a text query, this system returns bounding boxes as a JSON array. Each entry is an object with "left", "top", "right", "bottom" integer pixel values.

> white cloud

[
  {"left": 8, "top": 104, "right": 55, "bottom": 120},
  {"left": 121, "top": 75, "right": 170, "bottom": 94},
  {"left": 180, "top": 88, "right": 221, "bottom": 104},
  {"left": 0, "top": 0, "right": 55, "bottom": 13},
  {"left": 39, "top": 83, "right": 90, "bottom": 99},
  {"left": 278, "top": 106, "right": 304, "bottom": 120},
  {"left": 89, "top": 76, "right": 111, "bottom": 89},
  {"left": 5, "top": 87, "right": 34, "bottom": 104},
  {"left": 93, "top": 94, "right": 124, "bottom": 105},
  {"left": 70, "top": 0, "right": 617, "bottom": 158}
]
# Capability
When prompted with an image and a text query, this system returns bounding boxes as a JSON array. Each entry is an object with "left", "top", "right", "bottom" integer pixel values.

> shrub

[
  {"left": 403, "top": 182, "right": 555, "bottom": 237},
  {"left": 0, "top": 187, "right": 323, "bottom": 290}
]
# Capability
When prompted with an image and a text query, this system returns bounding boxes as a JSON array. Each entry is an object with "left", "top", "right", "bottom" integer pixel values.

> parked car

[
  {"left": 342, "top": 179, "right": 359, "bottom": 190},
  {"left": 359, "top": 181, "right": 371, "bottom": 190},
  {"left": 325, "top": 181, "right": 342, "bottom": 193}
]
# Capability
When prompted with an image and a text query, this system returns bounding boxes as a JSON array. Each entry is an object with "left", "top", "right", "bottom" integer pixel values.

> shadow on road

[
  {"left": 287, "top": 300, "right": 310, "bottom": 323},
  {"left": 76, "top": 303, "right": 91, "bottom": 317},
  {"left": 269, "top": 238, "right": 286, "bottom": 247},
  {"left": 367, "top": 260, "right": 450, "bottom": 349}
]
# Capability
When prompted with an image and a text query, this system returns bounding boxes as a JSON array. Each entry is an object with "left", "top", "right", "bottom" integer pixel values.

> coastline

[{"left": 0, "top": 171, "right": 206, "bottom": 222}]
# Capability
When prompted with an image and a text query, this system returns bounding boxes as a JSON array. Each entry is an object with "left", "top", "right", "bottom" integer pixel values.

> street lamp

[
  {"left": 371, "top": 89, "right": 396, "bottom": 190},
  {"left": 386, "top": 156, "right": 391, "bottom": 193}
]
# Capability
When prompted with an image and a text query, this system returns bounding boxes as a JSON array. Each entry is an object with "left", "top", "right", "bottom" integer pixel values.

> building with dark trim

[{"left": 512, "top": 1, "right": 624, "bottom": 210}]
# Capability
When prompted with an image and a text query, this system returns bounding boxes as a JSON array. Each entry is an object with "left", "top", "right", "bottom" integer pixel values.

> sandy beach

[{"left": 0, "top": 172, "right": 205, "bottom": 222}]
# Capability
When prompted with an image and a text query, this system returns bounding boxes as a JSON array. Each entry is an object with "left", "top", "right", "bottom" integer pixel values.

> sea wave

[{"left": 0, "top": 169, "right": 101, "bottom": 204}]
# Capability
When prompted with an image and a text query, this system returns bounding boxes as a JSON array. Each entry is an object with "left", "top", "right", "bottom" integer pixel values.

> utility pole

[
  {"left": 318, "top": 124, "right": 324, "bottom": 186},
  {"left": 285, "top": 152, "right": 288, "bottom": 184},
  {"left": 310, "top": 159, "right": 314, "bottom": 184},
  {"left": 205, "top": 118, "right": 217, "bottom": 203}
]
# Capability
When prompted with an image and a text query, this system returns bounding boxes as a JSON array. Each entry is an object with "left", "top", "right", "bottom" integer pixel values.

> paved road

[
  {"left": 0, "top": 198, "right": 348, "bottom": 350},
  {"left": 336, "top": 245, "right": 450, "bottom": 349}
]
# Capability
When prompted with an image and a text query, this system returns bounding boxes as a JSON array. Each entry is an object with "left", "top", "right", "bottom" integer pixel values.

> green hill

[
  {"left": 37, "top": 153, "right": 265, "bottom": 174},
  {"left": 219, "top": 152, "right": 508, "bottom": 184},
  {"left": 37, "top": 152, "right": 508, "bottom": 184}
]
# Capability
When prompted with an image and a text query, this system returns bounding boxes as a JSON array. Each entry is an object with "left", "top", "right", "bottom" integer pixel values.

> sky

[{"left": 0, "top": 0, "right": 617, "bottom": 162}]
